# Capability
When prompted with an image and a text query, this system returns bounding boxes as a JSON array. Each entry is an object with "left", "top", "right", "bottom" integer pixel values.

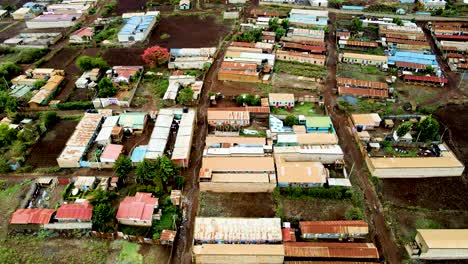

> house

[
  {"left": 179, "top": 0, "right": 190, "bottom": 9},
  {"left": 351, "top": 113, "right": 382, "bottom": 130},
  {"left": 276, "top": 50, "right": 326, "bottom": 65},
  {"left": 403, "top": 75, "right": 448, "bottom": 87},
  {"left": 289, "top": 9, "right": 329, "bottom": 28},
  {"left": 193, "top": 244, "right": 285, "bottom": 264},
  {"left": 282, "top": 42, "right": 326, "bottom": 54},
  {"left": 274, "top": 144, "right": 344, "bottom": 164},
  {"left": 218, "top": 62, "right": 262, "bottom": 83},
  {"left": 341, "top": 53, "right": 388, "bottom": 67},
  {"left": 118, "top": 13, "right": 158, "bottom": 42},
  {"left": 28, "top": 75, "right": 65, "bottom": 108},
  {"left": 409, "top": 229, "right": 468, "bottom": 260},
  {"left": 160, "top": 230, "right": 177, "bottom": 245},
  {"left": 100, "top": 144, "right": 123, "bottom": 163},
  {"left": 284, "top": 242, "right": 379, "bottom": 260},
  {"left": 26, "top": 13, "right": 83, "bottom": 29},
  {"left": 55, "top": 201, "right": 93, "bottom": 222},
  {"left": 172, "top": 109, "right": 196, "bottom": 167},
  {"left": 11, "top": 7, "right": 35, "bottom": 20},
  {"left": 299, "top": 220, "right": 369, "bottom": 239},
  {"left": 337, "top": 78, "right": 389, "bottom": 99},
  {"left": 224, "top": 46, "right": 276, "bottom": 66},
  {"left": 74, "top": 176, "right": 96, "bottom": 191},
  {"left": 163, "top": 75, "right": 196, "bottom": 104},
  {"left": 338, "top": 40, "right": 379, "bottom": 50},
  {"left": 285, "top": 27, "right": 325, "bottom": 42},
  {"left": 388, "top": 51, "right": 439, "bottom": 70},
  {"left": 3, "top": 33, "right": 62, "bottom": 49},
  {"left": 169, "top": 47, "right": 216, "bottom": 70},
  {"left": 107, "top": 66, "right": 142, "bottom": 84},
  {"left": 367, "top": 144, "right": 465, "bottom": 178},
  {"left": 69, "top": 27, "right": 94, "bottom": 44},
  {"left": 10, "top": 208, "right": 54, "bottom": 225},
  {"left": 308, "top": 0, "right": 328, "bottom": 7},
  {"left": 269, "top": 93, "right": 295, "bottom": 108},
  {"left": 418, "top": 0, "right": 446, "bottom": 10},
  {"left": 194, "top": 217, "right": 282, "bottom": 244},
  {"left": 95, "top": 115, "right": 119, "bottom": 145},
  {"left": 116, "top": 192, "right": 159, "bottom": 226},
  {"left": 207, "top": 109, "right": 250, "bottom": 127},
  {"left": 145, "top": 109, "right": 174, "bottom": 159},
  {"left": 199, "top": 156, "right": 276, "bottom": 192},
  {"left": 303, "top": 116, "right": 333, "bottom": 133},
  {"left": 337, "top": 31, "right": 350, "bottom": 40},
  {"left": 75, "top": 68, "right": 100, "bottom": 88},
  {"left": 270, "top": 115, "right": 293, "bottom": 133},
  {"left": 275, "top": 155, "right": 328, "bottom": 187},
  {"left": 118, "top": 112, "right": 147, "bottom": 134},
  {"left": 46, "top": 3, "right": 92, "bottom": 14}
]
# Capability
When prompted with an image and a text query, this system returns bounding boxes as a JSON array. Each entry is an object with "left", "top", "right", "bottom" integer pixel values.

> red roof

[
  {"left": 300, "top": 220, "right": 368, "bottom": 234},
  {"left": 284, "top": 242, "right": 379, "bottom": 259},
  {"left": 116, "top": 192, "right": 158, "bottom": 222},
  {"left": 338, "top": 86, "right": 388, "bottom": 98},
  {"left": 55, "top": 201, "right": 93, "bottom": 221},
  {"left": 160, "top": 229, "right": 177, "bottom": 241},
  {"left": 395, "top": 61, "right": 427, "bottom": 70},
  {"left": 283, "top": 42, "right": 326, "bottom": 53},
  {"left": 231, "top": 42, "right": 256, "bottom": 48},
  {"left": 285, "top": 262, "right": 380, "bottom": 264},
  {"left": 386, "top": 38, "right": 430, "bottom": 46},
  {"left": 404, "top": 75, "right": 448, "bottom": 83},
  {"left": 445, "top": 53, "right": 464, "bottom": 58},
  {"left": 58, "top": 177, "right": 71, "bottom": 185},
  {"left": 72, "top": 27, "right": 93, "bottom": 37},
  {"left": 282, "top": 228, "right": 297, "bottom": 242},
  {"left": 337, "top": 31, "right": 351, "bottom": 37},
  {"left": 436, "top": 34, "right": 468, "bottom": 40},
  {"left": 250, "top": 9, "right": 281, "bottom": 17},
  {"left": 10, "top": 208, "right": 54, "bottom": 225},
  {"left": 384, "top": 33, "right": 426, "bottom": 41},
  {"left": 337, "top": 78, "right": 388, "bottom": 89}
]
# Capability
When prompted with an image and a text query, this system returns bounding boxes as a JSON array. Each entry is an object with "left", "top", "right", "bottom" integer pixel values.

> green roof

[
  {"left": 305, "top": 116, "right": 332, "bottom": 128},
  {"left": 10, "top": 85, "right": 32, "bottom": 98},
  {"left": 118, "top": 112, "right": 146, "bottom": 130}
]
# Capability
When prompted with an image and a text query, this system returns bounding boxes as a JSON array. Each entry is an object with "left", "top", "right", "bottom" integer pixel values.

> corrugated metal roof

[
  {"left": 55, "top": 201, "right": 93, "bottom": 221},
  {"left": 100, "top": 144, "right": 123, "bottom": 161},
  {"left": 284, "top": 242, "right": 379, "bottom": 258},
  {"left": 338, "top": 86, "right": 388, "bottom": 98},
  {"left": 337, "top": 78, "right": 388, "bottom": 89},
  {"left": 300, "top": 221, "right": 368, "bottom": 235},
  {"left": 403, "top": 75, "right": 448, "bottom": 83},
  {"left": 116, "top": 192, "right": 158, "bottom": 221},
  {"left": 10, "top": 208, "right": 54, "bottom": 225}
]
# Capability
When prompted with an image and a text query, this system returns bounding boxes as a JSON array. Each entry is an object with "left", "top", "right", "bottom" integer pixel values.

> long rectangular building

[
  {"left": 284, "top": 242, "right": 379, "bottom": 260},
  {"left": 410, "top": 229, "right": 468, "bottom": 260},
  {"left": 193, "top": 244, "right": 285, "bottom": 264},
  {"left": 300, "top": 220, "right": 369, "bottom": 240}
]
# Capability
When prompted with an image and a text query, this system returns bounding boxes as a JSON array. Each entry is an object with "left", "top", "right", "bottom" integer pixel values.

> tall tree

[
  {"left": 114, "top": 156, "right": 133, "bottom": 178},
  {"left": 415, "top": 116, "right": 440, "bottom": 142},
  {"left": 157, "top": 156, "right": 178, "bottom": 183},
  {"left": 141, "top": 46, "right": 170, "bottom": 67},
  {"left": 92, "top": 203, "right": 116, "bottom": 232},
  {"left": 176, "top": 87, "right": 194, "bottom": 106}
]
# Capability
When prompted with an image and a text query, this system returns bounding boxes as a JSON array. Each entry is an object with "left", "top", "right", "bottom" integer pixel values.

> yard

[
  {"left": 0, "top": 180, "right": 33, "bottom": 240},
  {"left": 337, "top": 63, "right": 388, "bottom": 82},
  {"left": 198, "top": 192, "right": 275, "bottom": 217},
  {"left": 274, "top": 61, "right": 327, "bottom": 80},
  {"left": 271, "top": 102, "right": 322, "bottom": 116}
]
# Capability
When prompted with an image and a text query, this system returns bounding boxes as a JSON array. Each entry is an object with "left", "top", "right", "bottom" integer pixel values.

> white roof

[
  {"left": 102, "top": 115, "right": 119, "bottom": 127},
  {"left": 95, "top": 126, "right": 113, "bottom": 143},
  {"left": 277, "top": 134, "right": 298, "bottom": 144},
  {"left": 144, "top": 151, "right": 162, "bottom": 159},
  {"left": 274, "top": 145, "right": 344, "bottom": 155},
  {"left": 148, "top": 138, "right": 168, "bottom": 153},
  {"left": 328, "top": 178, "right": 352, "bottom": 187}
]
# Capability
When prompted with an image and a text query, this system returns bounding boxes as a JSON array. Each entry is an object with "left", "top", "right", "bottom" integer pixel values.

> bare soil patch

[
  {"left": 122, "top": 119, "right": 154, "bottom": 155},
  {"left": 149, "top": 15, "right": 231, "bottom": 48},
  {"left": 198, "top": 192, "right": 275, "bottom": 217},
  {"left": 116, "top": 0, "right": 147, "bottom": 15},
  {"left": 282, "top": 198, "right": 351, "bottom": 222},
  {"left": 25, "top": 120, "right": 78, "bottom": 168},
  {"left": 102, "top": 48, "right": 145, "bottom": 66}
]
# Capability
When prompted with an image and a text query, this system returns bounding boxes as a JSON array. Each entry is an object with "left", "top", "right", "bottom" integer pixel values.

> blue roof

[
  {"left": 289, "top": 14, "right": 328, "bottom": 26},
  {"left": 342, "top": 5, "right": 365, "bottom": 10},
  {"left": 131, "top": 146, "right": 147, "bottom": 162},
  {"left": 119, "top": 15, "right": 156, "bottom": 35},
  {"left": 269, "top": 115, "right": 293, "bottom": 133},
  {"left": 388, "top": 51, "right": 438, "bottom": 66}
]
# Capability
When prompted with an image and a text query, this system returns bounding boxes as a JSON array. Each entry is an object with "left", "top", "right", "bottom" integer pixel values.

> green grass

[
  {"left": 338, "top": 63, "right": 387, "bottom": 82},
  {"left": 119, "top": 241, "right": 143, "bottom": 264},
  {"left": 271, "top": 102, "right": 319, "bottom": 116},
  {"left": 274, "top": 61, "right": 327, "bottom": 79},
  {"left": 0, "top": 180, "right": 32, "bottom": 199}
]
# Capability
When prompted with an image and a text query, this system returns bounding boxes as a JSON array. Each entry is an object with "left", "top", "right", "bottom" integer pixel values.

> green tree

[
  {"left": 396, "top": 121, "right": 412, "bottom": 137},
  {"left": 350, "top": 17, "right": 363, "bottom": 32},
  {"left": 268, "top": 18, "right": 280, "bottom": 31},
  {"left": 236, "top": 94, "right": 260, "bottom": 106},
  {"left": 92, "top": 203, "right": 116, "bottom": 231},
  {"left": 0, "top": 124, "right": 17, "bottom": 148},
  {"left": 415, "top": 116, "right": 439, "bottom": 142},
  {"left": 0, "top": 246, "right": 19, "bottom": 264},
  {"left": 76, "top": 56, "right": 109, "bottom": 72},
  {"left": 0, "top": 91, "right": 17, "bottom": 114},
  {"left": 280, "top": 19, "right": 289, "bottom": 31},
  {"left": 157, "top": 156, "right": 178, "bottom": 183},
  {"left": 39, "top": 111, "right": 58, "bottom": 131},
  {"left": 425, "top": 65, "right": 434, "bottom": 73},
  {"left": 89, "top": 190, "right": 118, "bottom": 206},
  {"left": 135, "top": 159, "right": 158, "bottom": 184},
  {"left": 345, "top": 207, "right": 364, "bottom": 220},
  {"left": 0, "top": 157, "right": 11, "bottom": 173},
  {"left": 176, "top": 87, "right": 194, "bottom": 106},
  {"left": 97, "top": 78, "right": 117, "bottom": 97},
  {"left": 284, "top": 115, "right": 298, "bottom": 127},
  {"left": 32, "top": 79, "right": 47, "bottom": 90},
  {"left": 392, "top": 17, "right": 403, "bottom": 26},
  {"left": 275, "top": 28, "right": 286, "bottom": 41},
  {"left": 0, "top": 62, "right": 21, "bottom": 80},
  {"left": 114, "top": 156, "right": 133, "bottom": 178}
]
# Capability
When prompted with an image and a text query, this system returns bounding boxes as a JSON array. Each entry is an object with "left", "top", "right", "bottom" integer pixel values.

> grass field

[
  {"left": 274, "top": 61, "right": 327, "bottom": 79},
  {"left": 271, "top": 102, "right": 320, "bottom": 116},
  {"left": 337, "top": 63, "right": 388, "bottom": 82}
]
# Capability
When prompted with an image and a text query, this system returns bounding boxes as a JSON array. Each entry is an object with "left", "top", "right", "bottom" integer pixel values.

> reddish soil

[
  {"left": 198, "top": 193, "right": 275, "bottom": 217},
  {"left": 121, "top": 119, "right": 154, "bottom": 154},
  {"left": 212, "top": 81, "right": 262, "bottom": 97},
  {"left": 42, "top": 48, "right": 82, "bottom": 69},
  {"left": 82, "top": 48, "right": 100, "bottom": 57},
  {"left": 116, "top": 0, "right": 147, "bottom": 15},
  {"left": 149, "top": 15, "right": 231, "bottom": 48},
  {"left": 0, "top": 21, "right": 25, "bottom": 42},
  {"left": 25, "top": 120, "right": 78, "bottom": 168},
  {"left": 102, "top": 48, "right": 145, "bottom": 66},
  {"left": 67, "top": 88, "right": 95, "bottom": 102}
]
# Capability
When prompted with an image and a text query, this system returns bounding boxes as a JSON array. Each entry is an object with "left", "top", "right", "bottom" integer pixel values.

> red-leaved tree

[{"left": 141, "top": 46, "right": 170, "bottom": 67}]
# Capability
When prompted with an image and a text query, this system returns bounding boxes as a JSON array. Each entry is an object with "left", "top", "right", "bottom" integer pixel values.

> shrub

[
  {"left": 57, "top": 101, "right": 94, "bottom": 110},
  {"left": 284, "top": 115, "right": 298, "bottom": 127},
  {"left": 17, "top": 49, "right": 48, "bottom": 64},
  {"left": 345, "top": 207, "right": 365, "bottom": 220},
  {"left": 177, "top": 87, "right": 194, "bottom": 106},
  {"left": 94, "top": 28, "right": 118, "bottom": 42},
  {"left": 232, "top": 28, "right": 262, "bottom": 43},
  {"left": 76, "top": 56, "right": 109, "bottom": 72},
  {"left": 0, "top": 62, "right": 21, "bottom": 80},
  {"left": 97, "top": 78, "right": 116, "bottom": 98},
  {"left": 236, "top": 94, "right": 260, "bottom": 106},
  {"left": 32, "top": 79, "right": 47, "bottom": 90}
]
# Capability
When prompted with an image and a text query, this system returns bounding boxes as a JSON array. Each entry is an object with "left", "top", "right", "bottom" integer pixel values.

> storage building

[
  {"left": 411, "top": 229, "right": 468, "bottom": 260},
  {"left": 193, "top": 244, "right": 285, "bottom": 264},
  {"left": 299, "top": 220, "right": 369, "bottom": 239}
]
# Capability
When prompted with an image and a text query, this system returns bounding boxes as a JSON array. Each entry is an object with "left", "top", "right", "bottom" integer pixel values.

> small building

[
  {"left": 284, "top": 242, "right": 379, "bottom": 260},
  {"left": 269, "top": 93, "right": 295, "bottom": 108},
  {"left": 100, "top": 144, "right": 123, "bottom": 163},
  {"left": 118, "top": 112, "right": 147, "bottom": 134},
  {"left": 75, "top": 68, "right": 100, "bottom": 89},
  {"left": 217, "top": 62, "right": 262, "bottom": 83},
  {"left": 0, "top": 10, "right": 8, "bottom": 20},
  {"left": 341, "top": 53, "right": 388, "bottom": 67},
  {"left": 207, "top": 109, "right": 250, "bottom": 127},
  {"left": 28, "top": 75, "right": 65, "bottom": 108},
  {"left": 172, "top": 109, "right": 196, "bottom": 167},
  {"left": 289, "top": 9, "right": 328, "bottom": 28},
  {"left": 55, "top": 201, "right": 93, "bottom": 222},
  {"left": 74, "top": 176, "right": 96, "bottom": 191},
  {"left": 26, "top": 13, "right": 82, "bottom": 29},
  {"left": 118, "top": 14, "right": 158, "bottom": 42},
  {"left": 304, "top": 116, "right": 333, "bottom": 133},
  {"left": 160, "top": 230, "right": 177, "bottom": 245},
  {"left": 3, "top": 32, "right": 62, "bottom": 49},
  {"left": 11, "top": 7, "right": 35, "bottom": 20},
  {"left": 418, "top": 0, "right": 446, "bottom": 10},
  {"left": 351, "top": 113, "right": 382, "bottom": 130},
  {"left": 275, "top": 155, "right": 328, "bottom": 187},
  {"left": 69, "top": 27, "right": 94, "bottom": 44},
  {"left": 10, "top": 208, "right": 54, "bottom": 226},
  {"left": 403, "top": 75, "right": 448, "bottom": 87},
  {"left": 275, "top": 50, "right": 326, "bottom": 66},
  {"left": 299, "top": 220, "right": 369, "bottom": 239},
  {"left": 179, "top": 0, "right": 190, "bottom": 9},
  {"left": 170, "top": 190, "right": 182, "bottom": 206},
  {"left": 308, "top": 0, "right": 328, "bottom": 7},
  {"left": 410, "top": 229, "right": 468, "bottom": 260},
  {"left": 116, "top": 192, "right": 159, "bottom": 227}
]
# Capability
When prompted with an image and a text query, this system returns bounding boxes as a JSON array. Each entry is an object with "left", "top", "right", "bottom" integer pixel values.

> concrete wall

[
  {"left": 117, "top": 218, "right": 152, "bottom": 227},
  {"left": 200, "top": 182, "right": 276, "bottom": 192}
]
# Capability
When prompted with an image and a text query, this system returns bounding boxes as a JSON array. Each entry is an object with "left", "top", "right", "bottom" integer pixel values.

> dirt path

[
  {"left": 170, "top": 43, "right": 228, "bottom": 264},
  {"left": 324, "top": 13, "right": 401, "bottom": 263}
]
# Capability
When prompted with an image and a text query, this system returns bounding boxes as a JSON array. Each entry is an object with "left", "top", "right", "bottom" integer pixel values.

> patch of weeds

[{"left": 160, "top": 33, "right": 171, "bottom": 40}]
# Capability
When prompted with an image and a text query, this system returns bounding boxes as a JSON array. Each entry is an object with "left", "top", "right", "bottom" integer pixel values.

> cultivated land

[{"left": 198, "top": 192, "right": 275, "bottom": 217}]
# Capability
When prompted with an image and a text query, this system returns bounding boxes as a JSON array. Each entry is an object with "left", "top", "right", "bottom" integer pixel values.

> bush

[
  {"left": 177, "top": 87, "right": 194, "bottom": 106},
  {"left": 17, "top": 49, "right": 49, "bottom": 64},
  {"left": 32, "top": 79, "right": 47, "bottom": 90},
  {"left": 232, "top": 28, "right": 262, "bottom": 43},
  {"left": 345, "top": 207, "right": 365, "bottom": 220},
  {"left": 236, "top": 94, "right": 260, "bottom": 106},
  {"left": 284, "top": 115, "right": 298, "bottom": 127},
  {"left": 0, "top": 62, "right": 21, "bottom": 80},
  {"left": 76, "top": 56, "right": 109, "bottom": 72},
  {"left": 281, "top": 186, "right": 353, "bottom": 200},
  {"left": 57, "top": 101, "right": 94, "bottom": 110},
  {"left": 94, "top": 28, "right": 118, "bottom": 42},
  {"left": 97, "top": 78, "right": 116, "bottom": 98}
]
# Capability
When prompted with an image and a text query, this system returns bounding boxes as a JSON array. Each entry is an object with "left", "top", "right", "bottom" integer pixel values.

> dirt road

[
  {"left": 170, "top": 43, "right": 228, "bottom": 264},
  {"left": 324, "top": 13, "right": 401, "bottom": 263}
]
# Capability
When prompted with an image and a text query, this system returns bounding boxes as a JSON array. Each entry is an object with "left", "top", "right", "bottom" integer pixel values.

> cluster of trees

[
  {"left": 284, "top": 115, "right": 298, "bottom": 127},
  {"left": 395, "top": 116, "right": 440, "bottom": 142},
  {"left": 76, "top": 56, "right": 109, "bottom": 72},
  {"left": 97, "top": 77, "right": 117, "bottom": 98},
  {"left": 328, "top": 0, "right": 344, "bottom": 8},
  {"left": 177, "top": 87, "right": 194, "bottom": 106},
  {"left": 141, "top": 46, "right": 170, "bottom": 67},
  {"left": 268, "top": 18, "right": 289, "bottom": 41},
  {"left": 236, "top": 94, "right": 260, "bottom": 106},
  {"left": 350, "top": 17, "right": 363, "bottom": 32},
  {"left": 392, "top": 17, "right": 403, "bottom": 26},
  {"left": 90, "top": 190, "right": 118, "bottom": 232},
  {"left": 232, "top": 28, "right": 263, "bottom": 43}
]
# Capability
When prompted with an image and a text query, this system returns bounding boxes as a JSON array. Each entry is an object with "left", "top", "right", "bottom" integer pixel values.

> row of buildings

[{"left": 429, "top": 22, "right": 468, "bottom": 72}]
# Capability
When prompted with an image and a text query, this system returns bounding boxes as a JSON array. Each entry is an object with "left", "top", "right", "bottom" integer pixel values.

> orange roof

[
  {"left": 231, "top": 42, "right": 256, "bottom": 48},
  {"left": 160, "top": 229, "right": 177, "bottom": 241},
  {"left": 395, "top": 61, "right": 427, "bottom": 70},
  {"left": 284, "top": 242, "right": 379, "bottom": 259},
  {"left": 283, "top": 228, "right": 297, "bottom": 242},
  {"left": 55, "top": 202, "right": 93, "bottom": 221},
  {"left": 338, "top": 86, "right": 388, "bottom": 98},
  {"left": 116, "top": 192, "right": 158, "bottom": 221},
  {"left": 342, "top": 41, "right": 378, "bottom": 48},
  {"left": 10, "top": 208, "right": 54, "bottom": 225},
  {"left": 337, "top": 78, "right": 388, "bottom": 89},
  {"left": 220, "top": 61, "right": 257, "bottom": 71},
  {"left": 283, "top": 42, "right": 326, "bottom": 53},
  {"left": 72, "top": 27, "right": 93, "bottom": 37},
  {"left": 299, "top": 220, "right": 368, "bottom": 234},
  {"left": 250, "top": 9, "right": 281, "bottom": 17},
  {"left": 277, "top": 50, "right": 326, "bottom": 59},
  {"left": 404, "top": 75, "right": 448, "bottom": 83},
  {"left": 386, "top": 38, "right": 430, "bottom": 46}
]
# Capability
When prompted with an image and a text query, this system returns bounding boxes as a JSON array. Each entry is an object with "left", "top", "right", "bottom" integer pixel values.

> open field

[
  {"left": 0, "top": 236, "right": 170, "bottom": 264},
  {"left": 25, "top": 120, "right": 79, "bottom": 168},
  {"left": 198, "top": 192, "right": 275, "bottom": 217},
  {"left": 149, "top": 15, "right": 231, "bottom": 48},
  {"left": 102, "top": 48, "right": 145, "bottom": 66},
  {"left": 337, "top": 63, "right": 388, "bottom": 82},
  {"left": 281, "top": 197, "right": 351, "bottom": 222}
]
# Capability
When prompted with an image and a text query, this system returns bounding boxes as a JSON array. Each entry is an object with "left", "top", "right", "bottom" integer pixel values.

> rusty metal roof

[
  {"left": 337, "top": 78, "right": 388, "bottom": 89},
  {"left": 338, "top": 86, "right": 388, "bottom": 98},
  {"left": 299, "top": 220, "right": 368, "bottom": 235},
  {"left": 284, "top": 242, "right": 379, "bottom": 259}
]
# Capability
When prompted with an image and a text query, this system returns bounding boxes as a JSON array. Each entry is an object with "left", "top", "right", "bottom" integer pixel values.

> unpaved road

[
  {"left": 324, "top": 13, "right": 401, "bottom": 263},
  {"left": 170, "top": 43, "right": 228, "bottom": 264}
]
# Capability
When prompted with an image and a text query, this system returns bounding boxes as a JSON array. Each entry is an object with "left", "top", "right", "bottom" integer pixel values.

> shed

[
  {"left": 304, "top": 116, "right": 333, "bottom": 133},
  {"left": 100, "top": 144, "right": 123, "bottom": 163},
  {"left": 118, "top": 112, "right": 147, "bottom": 133}
]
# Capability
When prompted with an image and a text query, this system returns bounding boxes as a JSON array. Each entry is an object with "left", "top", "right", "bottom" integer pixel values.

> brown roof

[
  {"left": 386, "top": 38, "right": 430, "bottom": 46},
  {"left": 337, "top": 31, "right": 351, "bottom": 37},
  {"left": 338, "top": 86, "right": 388, "bottom": 98},
  {"left": 384, "top": 33, "right": 427, "bottom": 41},
  {"left": 285, "top": 262, "right": 380, "bottom": 264},
  {"left": 277, "top": 50, "right": 326, "bottom": 59},
  {"left": 207, "top": 106, "right": 270, "bottom": 113},
  {"left": 283, "top": 42, "right": 326, "bottom": 53},
  {"left": 284, "top": 242, "right": 379, "bottom": 259},
  {"left": 218, "top": 69, "right": 259, "bottom": 76},
  {"left": 221, "top": 61, "right": 257, "bottom": 71},
  {"left": 337, "top": 78, "right": 388, "bottom": 89},
  {"left": 231, "top": 42, "right": 256, "bottom": 48},
  {"left": 446, "top": 53, "right": 463, "bottom": 58},
  {"left": 395, "top": 61, "right": 427, "bottom": 70},
  {"left": 282, "top": 38, "right": 326, "bottom": 47},
  {"left": 342, "top": 41, "right": 378, "bottom": 48},
  {"left": 404, "top": 75, "right": 448, "bottom": 83},
  {"left": 299, "top": 220, "right": 368, "bottom": 235},
  {"left": 250, "top": 9, "right": 281, "bottom": 17},
  {"left": 458, "top": 63, "right": 468, "bottom": 69},
  {"left": 160, "top": 230, "right": 176, "bottom": 241}
]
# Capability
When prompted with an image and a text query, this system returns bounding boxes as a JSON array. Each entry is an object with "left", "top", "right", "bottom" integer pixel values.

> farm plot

[
  {"left": 198, "top": 192, "right": 275, "bottom": 217},
  {"left": 101, "top": 48, "right": 145, "bottom": 66},
  {"left": 25, "top": 120, "right": 78, "bottom": 168},
  {"left": 149, "top": 15, "right": 231, "bottom": 48}
]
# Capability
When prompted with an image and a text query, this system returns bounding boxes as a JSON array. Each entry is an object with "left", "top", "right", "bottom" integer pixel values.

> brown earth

[
  {"left": 198, "top": 192, "right": 275, "bottom": 217},
  {"left": 0, "top": 20, "right": 25, "bottom": 42},
  {"left": 116, "top": 0, "right": 148, "bottom": 15},
  {"left": 211, "top": 81, "right": 263, "bottom": 97},
  {"left": 101, "top": 48, "right": 145, "bottom": 66},
  {"left": 282, "top": 198, "right": 350, "bottom": 222},
  {"left": 25, "top": 120, "right": 78, "bottom": 168},
  {"left": 121, "top": 119, "right": 155, "bottom": 155},
  {"left": 149, "top": 15, "right": 231, "bottom": 48}
]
